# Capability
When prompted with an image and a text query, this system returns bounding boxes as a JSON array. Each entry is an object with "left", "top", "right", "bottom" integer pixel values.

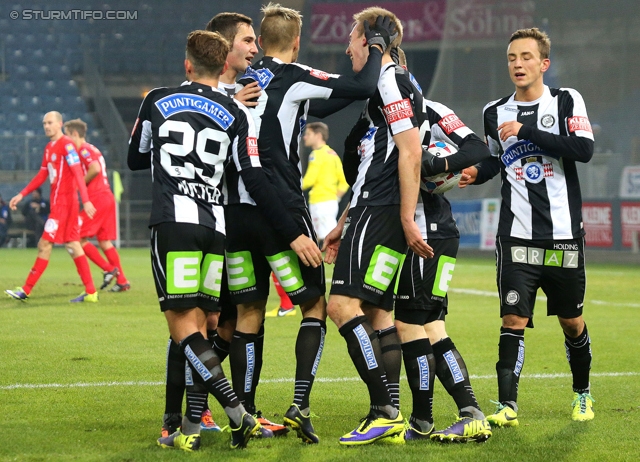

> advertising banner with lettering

[
  {"left": 451, "top": 200, "right": 482, "bottom": 248},
  {"left": 582, "top": 202, "right": 613, "bottom": 248},
  {"left": 620, "top": 202, "right": 640, "bottom": 248},
  {"left": 310, "top": 0, "right": 534, "bottom": 45},
  {"left": 480, "top": 198, "right": 500, "bottom": 250},
  {"left": 619, "top": 166, "right": 640, "bottom": 198}
]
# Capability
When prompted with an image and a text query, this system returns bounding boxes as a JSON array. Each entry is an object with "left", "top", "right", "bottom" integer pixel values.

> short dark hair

[
  {"left": 185, "top": 30, "right": 230, "bottom": 77},
  {"left": 509, "top": 27, "right": 551, "bottom": 59},
  {"left": 205, "top": 12, "right": 253, "bottom": 45},
  {"left": 64, "top": 118, "right": 87, "bottom": 138},
  {"left": 306, "top": 122, "right": 329, "bottom": 142}
]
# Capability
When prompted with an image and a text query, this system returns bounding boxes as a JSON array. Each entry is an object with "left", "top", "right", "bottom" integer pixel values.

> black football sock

[
  {"left": 402, "top": 338, "right": 435, "bottom": 425},
  {"left": 377, "top": 326, "right": 402, "bottom": 409},
  {"left": 432, "top": 337, "right": 484, "bottom": 419},
  {"left": 251, "top": 323, "right": 265, "bottom": 409},
  {"left": 229, "top": 330, "right": 259, "bottom": 415},
  {"left": 565, "top": 323, "right": 591, "bottom": 393},
  {"left": 164, "top": 337, "right": 185, "bottom": 429},
  {"left": 293, "top": 318, "right": 326, "bottom": 412},
  {"left": 211, "top": 330, "right": 231, "bottom": 362},
  {"left": 182, "top": 368, "right": 207, "bottom": 435},
  {"left": 339, "top": 316, "right": 396, "bottom": 418},
  {"left": 496, "top": 327, "right": 525, "bottom": 412},
  {"left": 180, "top": 332, "right": 244, "bottom": 427}
]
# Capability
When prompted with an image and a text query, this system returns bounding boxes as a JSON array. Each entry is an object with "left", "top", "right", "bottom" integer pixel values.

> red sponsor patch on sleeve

[
  {"left": 438, "top": 114, "right": 465, "bottom": 135},
  {"left": 309, "top": 69, "right": 330, "bottom": 80},
  {"left": 382, "top": 98, "right": 414, "bottom": 124},
  {"left": 567, "top": 116, "right": 592, "bottom": 133},
  {"left": 246, "top": 137, "right": 259, "bottom": 156},
  {"left": 131, "top": 118, "right": 139, "bottom": 137}
]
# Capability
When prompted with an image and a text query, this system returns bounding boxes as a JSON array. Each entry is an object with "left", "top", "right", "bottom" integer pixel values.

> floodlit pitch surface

[{"left": 0, "top": 247, "right": 638, "bottom": 461}]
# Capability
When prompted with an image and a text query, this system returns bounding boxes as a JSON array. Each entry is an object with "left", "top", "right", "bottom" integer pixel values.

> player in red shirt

[
  {"left": 64, "top": 119, "right": 130, "bottom": 292},
  {"left": 5, "top": 111, "right": 98, "bottom": 302}
]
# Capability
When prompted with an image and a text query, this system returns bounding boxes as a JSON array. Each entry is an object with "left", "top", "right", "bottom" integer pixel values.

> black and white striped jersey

[
  {"left": 416, "top": 96, "right": 476, "bottom": 240},
  {"left": 237, "top": 49, "right": 381, "bottom": 209},
  {"left": 482, "top": 85, "right": 594, "bottom": 240},
  {"left": 350, "top": 63, "right": 421, "bottom": 207},
  {"left": 127, "top": 81, "right": 258, "bottom": 234}
]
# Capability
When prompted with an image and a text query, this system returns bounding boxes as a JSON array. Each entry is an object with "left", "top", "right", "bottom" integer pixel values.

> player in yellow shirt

[{"left": 302, "top": 122, "right": 349, "bottom": 247}]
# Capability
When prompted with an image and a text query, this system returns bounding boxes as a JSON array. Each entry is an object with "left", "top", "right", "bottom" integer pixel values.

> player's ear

[
  {"left": 221, "top": 61, "right": 229, "bottom": 76},
  {"left": 292, "top": 36, "right": 300, "bottom": 53},
  {"left": 258, "top": 35, "right": 264, "bottom": 51},
  {"left": 541, "top": 58, "right": 550, "bottom": 73},
  {"left": 184, "top": 59, "right": 192, "bottom": 75}
]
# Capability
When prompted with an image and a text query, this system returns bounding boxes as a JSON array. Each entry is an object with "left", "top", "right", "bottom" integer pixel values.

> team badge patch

[
  {"left": 383, "top": 99, "right": 413, "bottom": 124},
  {"left": 541, "top": 114, "right": 555, "bottom": 128},
  {"left": 523, "top": 160, "right": 544, "bottom": 184},
  {"left": 505, "top": 290, "right": 520, "bottom": 305}
]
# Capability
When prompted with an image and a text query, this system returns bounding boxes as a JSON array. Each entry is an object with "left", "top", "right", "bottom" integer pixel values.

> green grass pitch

[{"left": 0, "top": 247, "right": 638, "bottom": 461}]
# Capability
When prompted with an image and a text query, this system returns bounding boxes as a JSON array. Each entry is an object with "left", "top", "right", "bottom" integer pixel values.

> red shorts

[
  {"left": 79, "top": 193, "right": 116, "bottom": 241},
  {"left": 43, "top": 202, "right": 80, "bottom": 244}
]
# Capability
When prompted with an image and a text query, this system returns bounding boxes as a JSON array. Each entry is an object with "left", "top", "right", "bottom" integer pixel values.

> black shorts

[
  {"left": 224, "top": 204, "right": 325, "bottom": 306},
  {"left": 150, "top": 222, "right": 225, "bottom": 312},
  {"left": 218, "top": 266, "right": 238, "bottom": 325},
  {"left": 395, "top": 238, "right": 459, "bottom": 325},
  {"left": 496, "top": 236, "right": 586, "bottom": 327},
  {"left": 330, "top": 205, "right": 406, "bottom": 311}
]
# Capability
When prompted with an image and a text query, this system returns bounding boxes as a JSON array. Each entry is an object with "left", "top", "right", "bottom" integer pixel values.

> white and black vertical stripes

[{"left": 483, "top": 85, "right": 593, "bottom": 239}]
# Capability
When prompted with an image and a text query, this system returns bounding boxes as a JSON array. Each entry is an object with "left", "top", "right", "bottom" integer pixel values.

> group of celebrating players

[{"left": 7, "top": 1, "right": 595, "bottom": 452}]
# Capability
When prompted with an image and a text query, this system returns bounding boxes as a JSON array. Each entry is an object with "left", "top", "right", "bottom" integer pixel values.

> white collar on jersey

[{"left": 180, "top": 80, "right": 225, "bottom": 95}]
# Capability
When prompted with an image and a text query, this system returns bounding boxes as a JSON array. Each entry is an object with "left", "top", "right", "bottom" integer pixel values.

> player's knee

[
  {"left": 558, "top": 316, "right": 584, "bottom": 338},
  {"left": 502, "top": 314, "right": 528, "bottom": 329}
]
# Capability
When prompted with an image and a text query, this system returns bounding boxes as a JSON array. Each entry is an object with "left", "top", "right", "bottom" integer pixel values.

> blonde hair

[
  {"left": 509, "top": 27, "right": 551, "bottom": 59},
  {"left": 185, "top": 30, "right": 230, "bottom": 77},
  {"left": 259, "top": 2, "right": 302, "bottom": 53},
  {"left": 64, "top": 118, "right": 87, "bottom": 138},
  {"left": 353, "top": 7, "right": 403, "bottom": 50}
]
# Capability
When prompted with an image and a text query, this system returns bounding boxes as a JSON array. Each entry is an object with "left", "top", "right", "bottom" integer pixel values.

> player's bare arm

[
  {"left": 395, "top": 128, "right": 434, "bottom": 259},
  {"left": 84, "top": 161, "right": 101, "bottom": 185}
]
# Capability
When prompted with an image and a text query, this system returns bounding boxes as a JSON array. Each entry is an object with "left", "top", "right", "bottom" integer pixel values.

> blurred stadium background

[{"left": 1, "top": 0, "right": 639, "bottom": 250}]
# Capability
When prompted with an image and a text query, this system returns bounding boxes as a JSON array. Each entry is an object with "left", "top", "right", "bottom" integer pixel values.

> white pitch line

[
  {"left": 450, "top": 288, "right": 640, "bottom": 308},
  {"left": 1, "top": 372, "right": 638, "bottom": 391}
]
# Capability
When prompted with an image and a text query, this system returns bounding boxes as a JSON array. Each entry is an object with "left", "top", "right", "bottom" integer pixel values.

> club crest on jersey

[
  {"left": 501, "top": 139, "right": 546, "bottom": 167},
  {"left": 155, "top": 93, "right": 234, "bottom": 130},
  {"left": 514, "top": 160, "right": 554, "bottom": 183},
  {"left": 541, "top": 114, "right": 555, "bottom": 128},
  {"left": 383, "top": 98, "right": 413, "bottom": 124},
  {"left": 438, "top": 114, "right": 465, "bottom": 135},
  {"left": 240, "top": 66, "right": 274, "bottom": 89}
]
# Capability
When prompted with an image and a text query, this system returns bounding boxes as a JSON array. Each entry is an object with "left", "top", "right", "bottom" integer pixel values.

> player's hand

[
  {"left": 458, "top": 166, "right": 478, "bottom": 188},
  {"left": 234, "top": 81, "right": 261, "bottom": 107},
  {"left": 9, "top": 193, "right": 23, "bottom": 211},
  {"left": 402, "top": 220, "right": 434, "bottom": 259},
  {"left": 364, "top": 15, "right": 398, "bottom": 53},
  {"left": 83, "top": 201, "right": 96, "bottom": 219},
  {"left": 322, "top": 225, "right": 343, "bottom": 264},
  {"left": 497, "top": 121, "right": 523, "bottom": 141},
  {"left": 289, "top": 234, "right": 322, "bottom": 268}
]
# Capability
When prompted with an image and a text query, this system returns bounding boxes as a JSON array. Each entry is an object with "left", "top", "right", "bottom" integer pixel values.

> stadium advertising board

[
  {"left": 451, "top": 200, "right": 482, "bottom": 248},
  {"left": 620, "top": 202, "right": 640, "bottom": 248},
  {"left": 582, "top": 202, "right": 613, "bottom": 248},
  {"left": 310, "top": 0, "right": 535, "bottom": 45},
  {"left": 619, "top": 165, "right": 640, "bottom": 198}
]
